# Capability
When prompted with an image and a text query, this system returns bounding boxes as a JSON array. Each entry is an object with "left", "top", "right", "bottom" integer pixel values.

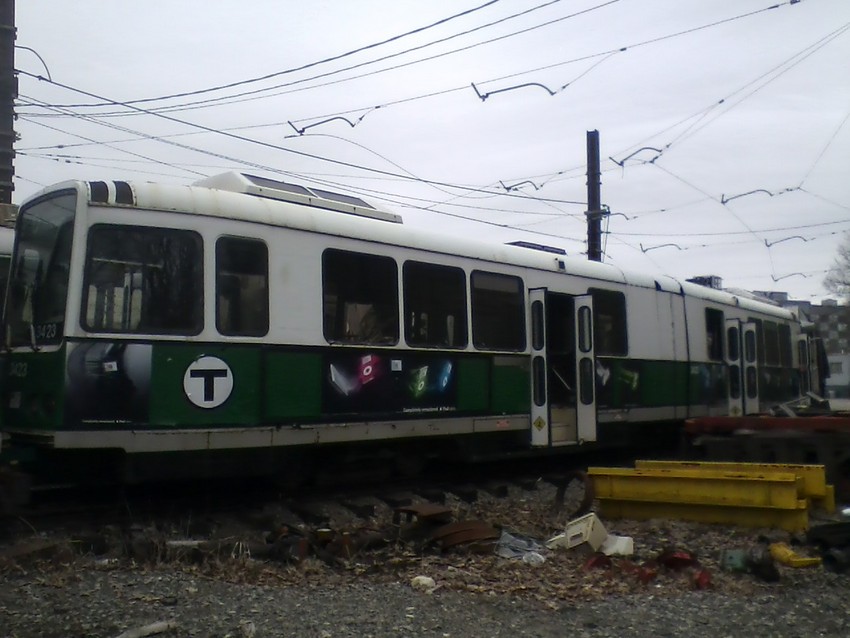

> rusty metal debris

[
  {"left": 392, "top": 502, "right": 453, "bottom": 525},
  {"left": 430, "top": 520, "right": 500, "bottom": 551}
]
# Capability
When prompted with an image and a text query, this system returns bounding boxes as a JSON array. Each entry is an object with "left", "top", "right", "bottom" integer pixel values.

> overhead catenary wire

[
  {"left": 17, "top": 112, "right": 208, "bottom": 179},
  {"left": 42, "top": 0, "right": 515, "bottom": 109},
  {"left": 16, "top": 1, "right": 832, "bottom": 220},
  {"left": 18, "top": 91, "right": 587, "bottom": 221},
  {"left": 20, "top": 88, "right": 593, "bottom": 239},
  {"left": 12, "top": 2, "right": 845, "bottom": 296},
  {"left": 612, "top": 218, "right": 850, "bottom": 238},
  {"left": 24, "top": 0, "right": 790, "bottom": 122},
  {"left": 609, "top": 19, "right": 850, "bottom": 164},
  {"left": 41, "top": 0, "right": 585, "bottom": 113},
  {"left": 798, "top": 104, "right": 850, "bottom": 187},
  {"left": 17, "top": 72, "right": 845, "bottom": 271},
  {"left": 470, "top": 50, "right": 620, "bottom": 101},
  {"left": 17, "top": 70, "right": 588, "bottom": 207},
  {"left": 281, "top": 1, "right": 800, "bottom": 132}
]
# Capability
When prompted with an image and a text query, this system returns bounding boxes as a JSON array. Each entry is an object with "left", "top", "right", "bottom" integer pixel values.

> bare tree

[{"left": 824, "top": 232, "right": 850, "bottom": 301}]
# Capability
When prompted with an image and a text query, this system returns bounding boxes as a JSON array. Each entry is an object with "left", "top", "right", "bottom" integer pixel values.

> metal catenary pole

[
  {"left": 0, "top": 0, "right": 15, "bottom": 207},
  {"left": 585, "top": 130, "right": 603, "bottom": 262}
]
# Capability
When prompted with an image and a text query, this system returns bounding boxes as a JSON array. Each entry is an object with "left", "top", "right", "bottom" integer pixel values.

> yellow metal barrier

[
  {"left": 634, "top": 460, "right": 835, "bottom": 513},
  {"left": 589, "top": 467, "right": 804, "bottom": 508},
  {"left": 587, "top": 465, "right": 811, "bottom": 532},
  {"left": 595, "top": 498, "right": 810, "bottom": 533}
]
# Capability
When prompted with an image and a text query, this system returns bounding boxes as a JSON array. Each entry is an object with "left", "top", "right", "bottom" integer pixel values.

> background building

[{"left": 753, "top": 291, "right": 850, "bottom": 398}]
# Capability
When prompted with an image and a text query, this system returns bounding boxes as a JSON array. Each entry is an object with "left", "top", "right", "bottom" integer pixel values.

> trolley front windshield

[{"left": 4, "top": 191, "right": 76, "bottom": 348}]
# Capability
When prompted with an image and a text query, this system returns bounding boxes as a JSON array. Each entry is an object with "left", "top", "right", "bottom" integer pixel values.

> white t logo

[{"left": 183, "top": 356, "right": 234, "bottom": 408}]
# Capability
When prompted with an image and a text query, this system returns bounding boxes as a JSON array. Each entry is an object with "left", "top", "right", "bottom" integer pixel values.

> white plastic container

[
  {"left": 564, "top": 512, "right": 608, "bottom": 551},
  {"left": 600, "top": 534, "right": 634, "bottom": 556}
]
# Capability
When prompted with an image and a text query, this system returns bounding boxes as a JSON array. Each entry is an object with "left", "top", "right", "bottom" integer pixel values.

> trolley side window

[
  {"left": 705, "top": 308, "right": 724, "bottom": 361},
  {"left": 82, "top": 225, "right": 203, "bottom": 335},
  {"left": 403, "top": 261, "right": 467, "bottom": 348},
  {"left": 322, "top": 249, "right": 399, "bottom": 345},
  {"left": 588, "top": 288, "right": 628, "bottom": 356},
  {"left": 763, "top": 320, "right": 780, "bottom": 366},
  {"left": 216, "top": 237, "right": 269, "bottom": 337},
  {"left": 6, "top": 191, "right": 76, "bottom": 347},
  {"left": 471, "top": 271, "right": 525, "bottom": 351},
  {"left": 779, "top": 323, "right": 792, "bottom": 367},
  {"left": 748, "top": 317, "right": 765, "bottom": 364}
]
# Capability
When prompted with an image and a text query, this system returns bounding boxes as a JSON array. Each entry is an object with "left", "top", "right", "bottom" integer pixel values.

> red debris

[
  {"left": 657, "top": 549, "right": 698, "bottom": 571},
  {"left": 692, "top": 568, "right": 712, "bottom": 590},
  {"left": 582, "top": 553, "right": 612, "bottom": 570}
]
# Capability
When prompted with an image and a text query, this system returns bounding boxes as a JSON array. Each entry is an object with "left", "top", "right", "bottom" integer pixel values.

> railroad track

[{"left": 0, "top": 451, "right": 626, "bottom": 566}]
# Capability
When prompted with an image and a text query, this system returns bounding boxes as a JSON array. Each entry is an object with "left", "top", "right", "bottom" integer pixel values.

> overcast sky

[{"left": 12, "top": 0, "right": 850, "bottom": 302}]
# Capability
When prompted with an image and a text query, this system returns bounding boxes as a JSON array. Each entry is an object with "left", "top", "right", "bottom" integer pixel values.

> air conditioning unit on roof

[{"left": 194, "top": 172, "right": 402, "bottom": 224}]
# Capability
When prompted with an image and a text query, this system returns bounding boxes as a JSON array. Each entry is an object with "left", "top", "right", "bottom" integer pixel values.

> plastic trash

[
  {"left": 410, "top": 575, "right": 437, "bottom": 592},
  {"left": 600, "top": 534, "right": 634, "bottom": 556},
  {"left": 547, "top": 513, "right": 608, "bottom": 552},
  {"left": 496, "top": 530, "right": 545, "bottom": 559},
  {"left": 719, "top": 549, "right": 748, "bottom": 573},
  {"left": 522, "top": 551, "right": 546, "bottom": 566},
  {"left": 769, "top": 542, "right": 822, "bottom": 568},
  {"left": 747, "top": 547, "right": 781, "bottom": 582}
]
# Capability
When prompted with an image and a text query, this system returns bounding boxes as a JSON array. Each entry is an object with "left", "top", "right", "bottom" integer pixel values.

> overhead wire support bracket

[
  {"left": 15, "top": 45, "right": 52, "bottom": 81},
  {"left": 764, "top": 235, "right": 810, "bottom": 248},
  {"left": 721, "top": 186, "right": 800, "bottom": 204},
  {"left": 288, "top": 110, "right": 375, "bottom": 135},
  {"left": 771, "top": 272, "right": 810, "bottom": 282},
  {"left": 471, "top": 81, "right": 556, "bottom": 101},
  {"left": 499, "top": 179, "right": 540, "bottom": 192},
  {"left": 587, "top": 203, "right": 611, "bottom": 220},
  {"left": 640, "top": 242, "right": 684, "bottom": 253},
  {"left": 610, "top": 147, "right": 664, "bottom": 167},
  {"left": 721, "top": 189, "right": 774, "bottom": 204}
]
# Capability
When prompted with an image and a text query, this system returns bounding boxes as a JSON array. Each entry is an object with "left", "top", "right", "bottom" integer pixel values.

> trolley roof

[{"left": 22, "top": 173, "right": 794, "bottom": 320}]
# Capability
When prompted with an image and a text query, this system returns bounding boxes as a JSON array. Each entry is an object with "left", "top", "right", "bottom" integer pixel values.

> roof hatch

[{"left": 506, "top": 240, "right": 567, "bottom": 255}]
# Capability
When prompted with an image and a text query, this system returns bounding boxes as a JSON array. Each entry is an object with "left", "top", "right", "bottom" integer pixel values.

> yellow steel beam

[
  {"left": 635, "top": 460, "right": 827, "bottom": 498},
  {"left": 588, "top": 467, "right": 803, "bottom": 509},
  {"left": 596, "top": 498, "right": 809, "bottom": 533},
  {"left": 816, "top": 484, "right": 836, "bottom": 514}
]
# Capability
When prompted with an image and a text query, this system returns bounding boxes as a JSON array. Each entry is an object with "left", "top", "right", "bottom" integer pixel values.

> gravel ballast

[
  {"left": 2, "top": 482, "right": 848, "bottom": 637},
  {"left": 2, "top": 562, "right": 849, "bottom": 638}
]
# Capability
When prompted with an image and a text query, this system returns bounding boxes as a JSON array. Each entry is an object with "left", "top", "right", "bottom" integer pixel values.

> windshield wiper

[{"left": 29, "top": 323, "right": 41, "bottom": 352}]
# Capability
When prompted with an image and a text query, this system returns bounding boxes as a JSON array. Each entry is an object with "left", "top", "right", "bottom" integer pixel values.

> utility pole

[
  {"left": 0, "top": 0, "right": 15, "bottom": 213},
  {"left": 585, "top": 130, "right": 606, "bottom": 262}
]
